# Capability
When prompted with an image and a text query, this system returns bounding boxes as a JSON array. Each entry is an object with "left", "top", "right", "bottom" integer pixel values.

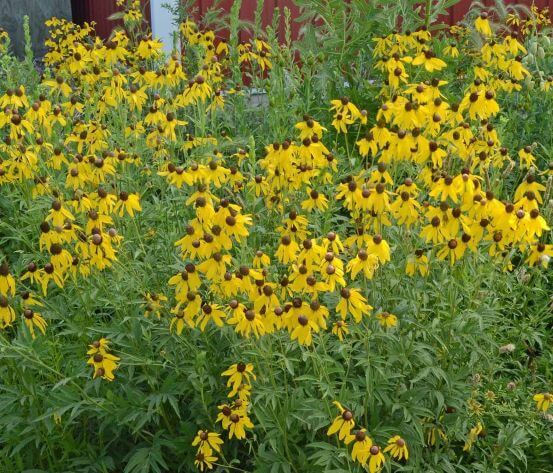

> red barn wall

[
  {"left": 72, "top": 0, "right": 552, "bottom": 39},
  {"left": 448, "top": 0, "right": 553, "bottom": 24},
  {"left": 71, "top": 0, "right": 151, "bottom": 38}
]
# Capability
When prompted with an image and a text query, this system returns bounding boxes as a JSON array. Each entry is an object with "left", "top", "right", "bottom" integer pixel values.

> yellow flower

[
  {"left": 364, "top": 184, "right": 391, "bottom": 214},
  {"left": 430, "top": 175, "right": 462, "bottom": 202},
  {"left": 222, "top": 363, "right": 256, "bottom": 397},
  {"left": 290, "top": 312, "right": 319, "bottom": 346},
  {"left": 0, "top": 296, "right": 16, "bottom": 328},
  {"left": 228, "top": 305, "right": 266, "bottom": 339},
  {"left": 518, "top": 146, "right": 536, "bottom": 169},
  {"left": 114, "top": 192, "right": 142, "bottom": 217},
  {"left": 463, "top": 422, "right": 483, "bottom": 452},
  {"left": 376, "top": 311, "right": 397, "bottom": 328},
  {"left": 126, "top": 84, "right": 148, "bottom": 111},
  {"left": 331, "top": 320, "right": 349, "bottom": 341},
  {"left": 437, "top": 239, "right": 466, "bottom": 265},
  {"left": 525, "top": 243, "right": 552, "bottom": 267},
  {"left": 391, "top": 190, "right": 421, "bottom": 227},
  {"left": 533, "top": 393, "right": 552, "bottom": 412},
  {"left": 196, "top": 303, "right": 226, "bottom": 331},
  {"left": 383, "top": 435, "right": 409, "bottom": 460},
  {"left": 252, "top": 250, "right": 271, "bottom": 268},
  {"left": 330, "top": 97, "right": 361, "bottom": 120},
  {"left": 222, "top": 211, "right": 252, "bottom": 242},
  {"left": 295, "top": 116, "right": 327, "bottom": 139},
  {"left": 406, "top": 251, "right": 429, "bottom": 277},
  {"left": 275, "top": 235, "right": 299, "bottom": 264},
  {"left": 228, "top": 411, "right": 254, "bottom": 439},
  {"left": 425, "top": 420, "right": 447, "bottom": 446},
  {"left": 87, "top": 339, "right": 120, "bottom": 381},
  {"left": 444, "top": 42, "right": 459, "bottom": 57},
  {"left": 144, "top": 292, "right": 167, "bottom": 318},
  {"left": 367, "top": 445, "right": 385, "bottom": 473},
  {"left": 0, "top": 262, "right": 16, "bottom": 296},
  {"left": 327, "top": 401, "right": 355, "bottom": 440},
  {"left": 136, "top": 37, "right": 163, "bottom": 59},
  {"left": 475, "top": 13, "right": 493, "bottom": 36},
  {"left": 162, "top": 112, "right": 187, "bottom": 141},
  {"left": 367, "top": 235, "right": 390, "bottom": 264},
  {"left": 420, "top": 216, "right": 447, "bottom": 244},
  {"left": 43, "top": 75, "right": 72, "bottom": 96},
  {"left": 357, "top": 132, "right": 378, "bottom": 157},
  {"left": 194, "top": 446, "right": 217, "bottom": 471},
  {"left": 412, "top": 50, "right": 447, "bottom": 72},
  {"left": 331, "top": 112, "right": 355, "bottom": 133},
  {"left": 192, "top": 430, "right": 224, "bottom": 454},
  {"left": 346, "top": 249, "right": 379, "bottom": 280},
  {"left": 252, "top": 39, "right": 272, "bottom": 71},
  {"left": 349, "top": 429, "right": 372, "bottom": 464},
  {"left": 336, "top": 288, "right": 372, "bottom": 323},
  {"left": 301, "top": 188, "right": 329, "bottom": 211},
  {"left": 22, "top": 308, "right": 47, "bottom": 338}
]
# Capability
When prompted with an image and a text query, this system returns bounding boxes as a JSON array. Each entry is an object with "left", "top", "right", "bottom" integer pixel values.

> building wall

[
  {"left": 70, "top": 0, "right": 152, "bottom": 39},
  {"left": 0, "top": 0, "right": 72, "bottom": 58},
  {"left": 2, "top": 0, "right": 553, "bottom": 60},
  {"left": 150, "top": 0, "right": 179, "bottom": 53},
  {"left": 447, "top": 0, "right": 553, "bottom": 24},
  {"left": 84, "top": 1, "right": 553, "bottom": 44}
]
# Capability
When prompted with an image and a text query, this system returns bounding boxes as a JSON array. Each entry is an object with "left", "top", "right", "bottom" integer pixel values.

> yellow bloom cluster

[
  {"left": 117, "top": 0, "right": 144, "bottom": 24},
  {"left": 192, "top": 363, "right": 256, "bottom": 470},
  {"left": 218, "top": 362, "right": 255, "bottom": 439},
  {"left": 0, "top": 1, "right": 550, "bottom": 468},
  {"left": 0, "top": 17, "right": 156, "bottom": 339},
  {"left": 334, "top": 25, "right": 552, "bottom": 272},
  {"left": 327, "top": 401, "right": 408, "bottom": 471},
  {"left": 192, "top": 430, "right": 222, "bottom": 471},
  {"left": 0, "top": 28, "right": 9, "bottom": 55},
  {"left": 507, "top": 5, "right": 552, "bottom": 35},
  {"left": 86, "top": 338, "right": 120, "bottom": 381}
]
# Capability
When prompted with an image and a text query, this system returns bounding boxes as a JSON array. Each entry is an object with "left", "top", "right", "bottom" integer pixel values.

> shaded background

[
  {"left": 2, "top": 0, "right": 553, "bottom": 59},
  {"left": 0, "top": 0, "right": 72, "bottom": 58}
]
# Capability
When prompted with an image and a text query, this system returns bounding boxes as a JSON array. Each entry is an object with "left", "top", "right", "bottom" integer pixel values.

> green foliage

[
  {"left": 0, "top": 19, "right": 38, "bottom": 91},
  {"left": 0, "top": 2, "right": 552, "bottom": 473}
]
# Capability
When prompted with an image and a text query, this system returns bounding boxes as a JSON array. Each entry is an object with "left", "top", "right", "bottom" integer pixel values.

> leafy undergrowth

[{"left": 0, "top": 1, "right": 551, "bottom": 472}]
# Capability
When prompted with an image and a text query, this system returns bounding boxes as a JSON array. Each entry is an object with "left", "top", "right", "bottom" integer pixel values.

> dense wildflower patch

[{"left": 0, "top": 1, "right": 551, "bottom": 471}]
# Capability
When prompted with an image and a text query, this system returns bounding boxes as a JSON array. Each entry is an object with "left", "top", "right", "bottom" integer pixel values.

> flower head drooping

[
  {"left": 22, "top": 308, "right": 47, "bottom": 338},
  {"left": 383, "top": 435, "right": 409, "bottom": 461},
  {"left": 327, "top": 401, "right": 355, "bottom": 440},
  {"left": 463, "top": 422, "right": 483, "bottom": 452},
  {"left": 222, "top": 362, "right": 256, "bottom": 397},
  {"left": 87, "top": 338, "right": 120, "bottom": 381},
  {"left": 533, "top": 393, "right": 551, "bottom": 412},
  {"left": 367, "top": 444, "right": 386, "bottom": 472},
  {"left": 349, "top": 429, "right": 372, "bottom": 464},
  {"left": 376, "top": 311, "right": 397, "bottom": 328},
  {"left": 0, "top": 261, "right": 16, "bottom": 296},
  {"left": 192, "top": 430, "right": 224, "bottom": 455},
  {"left": 194, "top": 446, "right": 217, "bottom": 472},
  {"left": 336, "top": 287, "right": 372, "bottom": 323}
]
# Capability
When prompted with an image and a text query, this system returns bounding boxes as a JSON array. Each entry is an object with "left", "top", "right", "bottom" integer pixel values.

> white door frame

[{"left": 149, "top": 0, "right": 180, "bottom": 53}]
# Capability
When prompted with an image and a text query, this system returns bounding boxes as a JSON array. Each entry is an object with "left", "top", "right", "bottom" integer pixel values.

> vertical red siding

[
  {"left": 195, "top": 0, "right": 301, "bottom": 42},
  {"left": 277, "top": 0, "right": 301, "bottom": 41},
  {"left": 74, "top": 0, "right": 553, "bottom": 39},
  {"left": 449, "top": 0, "right": 553, "bottom": 24},
  {"left": 449, "top": 0, "right": 473, "bottom": 25},
  {"left": 71, "top": 0, "right": 151, "bottom": 38}
]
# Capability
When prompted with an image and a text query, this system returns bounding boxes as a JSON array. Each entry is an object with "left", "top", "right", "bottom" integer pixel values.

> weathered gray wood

[{"left": 0, "top": 0, "right": 71, "bottom": 58}]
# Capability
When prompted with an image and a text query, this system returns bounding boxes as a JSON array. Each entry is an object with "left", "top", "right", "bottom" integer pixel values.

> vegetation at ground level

[{"left": 0, "top": 0, "right": 551, "bottom": 472}]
